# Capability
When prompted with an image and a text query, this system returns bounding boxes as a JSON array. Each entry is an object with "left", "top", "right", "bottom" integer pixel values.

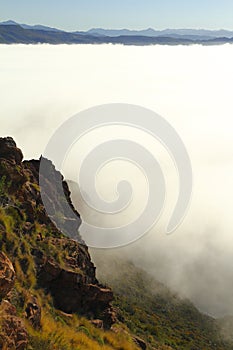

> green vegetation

[
  {"left": 27, "top": 310, "right": 138, "bottom": 350},
  {"left": 0, "top": 175, "right": 11, "bottom": 199},
  {"left": 0, "top": 176, "right": 6, "bottom": 196},
  {"left": 96, "top": 260, "right": 233, "bottom": 350},
  {"left": 0, "top": 197, "right": 139, "bottom": 350}
]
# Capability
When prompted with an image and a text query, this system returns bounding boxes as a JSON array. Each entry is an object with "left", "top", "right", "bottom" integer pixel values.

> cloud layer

[{"left": 1, "top": 43, "right": 233, "bottom": 316}]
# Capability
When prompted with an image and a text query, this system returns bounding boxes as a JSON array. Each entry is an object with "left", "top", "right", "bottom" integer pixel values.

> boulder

[
  {"left": 0, "top": 314, "right": 28, "bottom": 350},
  {"left": 133, "top": 336, "right": 147, "bottom": 350},
  {"left": 25, "top": 295, "right": 41, "bottom": 329},
  {"left": 0, "top": 269, "right": 28, "bottom": 350},
  {"left": 35, "top": 238, "right": 115, "bottom": 328},
  {"left": 0, "top": 137, "right": 23, "bottom": 164},
  {"left": 0, "top": 252, "right": 15, "bottom": 300}
]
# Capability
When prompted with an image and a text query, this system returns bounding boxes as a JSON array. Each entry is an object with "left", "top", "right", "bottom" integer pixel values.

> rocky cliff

[{"left": 0, "top": 137, "right": 139, "bottom": 350}]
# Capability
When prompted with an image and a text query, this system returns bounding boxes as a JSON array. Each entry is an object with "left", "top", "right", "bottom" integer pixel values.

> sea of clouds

[{"left": 1, "top": 43, "right": 233, "bottom": 317}]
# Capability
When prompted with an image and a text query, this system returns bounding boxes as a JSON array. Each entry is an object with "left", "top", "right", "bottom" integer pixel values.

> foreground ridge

[{"left": 0, "top": 137, "right": 140, "bottom": 350}]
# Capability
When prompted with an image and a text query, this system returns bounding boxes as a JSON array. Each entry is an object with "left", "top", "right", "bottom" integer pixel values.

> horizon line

[{"left": 1, "top": 19, "right": 233, "bottom": 32}]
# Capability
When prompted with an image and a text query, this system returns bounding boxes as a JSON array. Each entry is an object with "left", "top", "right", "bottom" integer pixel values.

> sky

[{"left": 0, "top": 0, "right": 233, "bottom": 31}]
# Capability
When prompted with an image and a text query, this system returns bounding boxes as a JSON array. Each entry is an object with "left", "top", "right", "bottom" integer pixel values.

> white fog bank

[{"left": 1, "top": 43, "right": 233, "bottom": 317}]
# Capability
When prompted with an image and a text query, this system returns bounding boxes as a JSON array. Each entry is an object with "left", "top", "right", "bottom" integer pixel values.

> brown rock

[
  {"left": 25, "top": 295, "right": 41, "bottom": 329},
  {"left": 0, "top": 300, "right": 17, "bottom": 316},
  {"left": 0, "top": 314, "right": 28, "bottom": 350},
  {"left": 100, "top": 307, "right": 117, "bottom": 330},
  {"left": 0, "top": 252, "right": 27, "bottom": 349},
  {"left": 0, "top": 252, "right": 15, "bottom": 300},
  {"left": 90, "top": 319, "right": 104, "bottom": 329},
  {"left": 35, "top": 238, "right": 115, "bottom": 328},
  {"left": 38, "top": 259, "right": 113, "bottom": 324},
  {"left": 0, "top": 159, "right": 27, "bottom": 195},
  {"left": 0, "top": 137, "right": 23, "bottom": 164},
  {"left": 0, "top": 137, "right": 116, "bottom": 334},
  {"left": 39, "top": 257, "right": 63, "bottom": 282},
  {"left": 133, "top": 336, "right": 147, "bottom": 350}
]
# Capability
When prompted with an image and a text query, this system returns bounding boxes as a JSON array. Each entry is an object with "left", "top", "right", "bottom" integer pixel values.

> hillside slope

[
  {"left": 0, "top": 136, "right": 232, "bottom": 350},
  {"left": 93, "top": 255, "right": 233, "bottom": 350}
]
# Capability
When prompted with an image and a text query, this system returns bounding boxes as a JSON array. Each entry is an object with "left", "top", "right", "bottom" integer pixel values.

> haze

[{"left": 1, "top": 43, "right": 233, "bottom": 317}]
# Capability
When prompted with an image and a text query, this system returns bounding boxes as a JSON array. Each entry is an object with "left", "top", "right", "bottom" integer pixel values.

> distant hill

[{"left": 0, "top": 21, "right": 233, "bottom": 45}]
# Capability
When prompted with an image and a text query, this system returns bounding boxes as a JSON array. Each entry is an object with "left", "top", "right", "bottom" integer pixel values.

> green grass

[
  {"left": 0, "top": 195, "right": 140, "bottom": 350},
  {"left": 96, "top": 259, "right": 233, "bottom": 350}
]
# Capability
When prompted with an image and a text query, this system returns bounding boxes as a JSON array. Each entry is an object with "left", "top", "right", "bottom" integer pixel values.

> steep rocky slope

[{"left": 0, "top": 137, "right": 141, "bottom": 350}]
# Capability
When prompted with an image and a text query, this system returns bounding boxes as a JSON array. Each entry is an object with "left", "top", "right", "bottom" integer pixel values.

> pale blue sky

[{"left": 0, "top": 0, "right": 233, "bottom": 31}]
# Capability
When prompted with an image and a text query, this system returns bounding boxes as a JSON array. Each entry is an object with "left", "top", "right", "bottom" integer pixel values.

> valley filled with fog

[{"left": 1, "top": 43, "right": 233, "bottom": 317}]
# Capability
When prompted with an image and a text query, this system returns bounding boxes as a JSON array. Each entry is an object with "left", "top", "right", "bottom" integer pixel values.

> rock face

[
  {"left": 0, "top": 312, "right": 28, "bottom": 350},
  {"left": 34, "top": 237, "right": 115, "bottom": 327},
  {"left": 133, "top": 336, "right": 147, "bottom": 350},
  {"left": 0, "top": 252, "right": 15, "bottom": 300},
  {"left": 0, "top": 137, "right": 116, "bottom": 330},
  {"left": 0, "top": 254, "right": 28, "bottom": 350},
  {"left": 24, "top": 157, "right": 83, "bottom": 241},
  {"left": 0, "top": 137, "right": 23, "bottom": 165},
  {"left": 25, "top": 296, "right": 41, "bottom": 329}
]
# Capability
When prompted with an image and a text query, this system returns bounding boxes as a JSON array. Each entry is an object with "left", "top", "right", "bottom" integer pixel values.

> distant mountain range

[
  {"left": 0, "top": 20, "right": 233, "bottom": 45},
  {"left": 0, "top": 20, "right": 62, "bottom": 32},
  {"left": 84, "top": 27, "right": 233, "bottom": 39}
]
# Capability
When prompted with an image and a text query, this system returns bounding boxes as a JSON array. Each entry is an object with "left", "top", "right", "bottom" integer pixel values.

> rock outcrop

[
  {"left": 0, "top": 137, "right": 23, "bottom": 165},
  {"left": 133, "top": 336, "right": 147, "bottom": 350},
  {"left": 0, "top": 252, "right": 15, "bottom": 300},
  {"left": 25, "top": 295, "right": 41, "bottom": 329},
  {"left": 0, "top": 310, "right": 28, "bottom": 350},
  {"left": 34, "top": 237, "right": 115, "bottom": 326},
  {"left": 0, "top": 137, "right": 116, "bottom": 333},
  {"left": 0, "top": 253, "right": 28, "bottom": 350}
]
